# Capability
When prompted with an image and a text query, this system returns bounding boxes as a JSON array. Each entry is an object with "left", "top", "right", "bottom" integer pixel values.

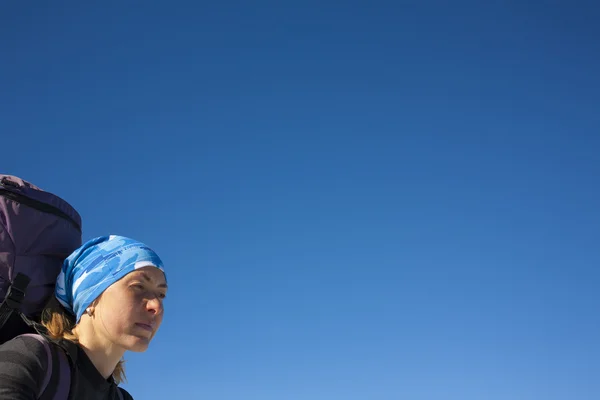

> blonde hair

[{"left": 41, "top": 297, "right": 126, "bottom": 384}]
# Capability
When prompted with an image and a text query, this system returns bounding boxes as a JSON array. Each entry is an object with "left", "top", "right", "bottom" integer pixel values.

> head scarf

[{"left": 55, "top": 235, "right": 166, "bottom": 322}]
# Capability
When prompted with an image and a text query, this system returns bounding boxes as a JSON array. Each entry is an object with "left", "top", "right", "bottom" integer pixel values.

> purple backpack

[{"left": 0, "top": 174, "right": 82, "bottom": 341}]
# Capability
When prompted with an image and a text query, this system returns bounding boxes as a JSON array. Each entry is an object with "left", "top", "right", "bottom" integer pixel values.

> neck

[{"left": 74, "top": 324, "right": 125, "bottom": 380}]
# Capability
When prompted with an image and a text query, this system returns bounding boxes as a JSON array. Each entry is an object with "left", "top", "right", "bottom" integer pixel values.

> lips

[{"left": 135, "top": 323, "right": 154, "bottom": 332}]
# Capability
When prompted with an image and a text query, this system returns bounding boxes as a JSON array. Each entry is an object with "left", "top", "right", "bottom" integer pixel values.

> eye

[{"left": 158, "top": 292, "right": 167, "bottom": 300}]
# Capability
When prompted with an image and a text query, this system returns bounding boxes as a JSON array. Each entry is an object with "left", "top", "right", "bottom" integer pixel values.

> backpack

[{"left": 0, "top": 174, "right": 82, "bottom": 342}]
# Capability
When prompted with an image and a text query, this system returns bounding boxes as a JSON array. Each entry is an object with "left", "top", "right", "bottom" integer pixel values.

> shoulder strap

[{"left": 48, "top": 344, "right": 72, "bottom": 400}]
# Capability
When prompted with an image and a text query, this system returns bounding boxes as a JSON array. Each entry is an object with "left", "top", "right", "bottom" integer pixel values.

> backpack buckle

[{"left": 6, "top": 273, "right": 31, "bottom": 309}]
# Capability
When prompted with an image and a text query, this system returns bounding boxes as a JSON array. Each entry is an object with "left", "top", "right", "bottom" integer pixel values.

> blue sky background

[{"left": 2, "top": 1, "right": 599, "bottom": 399}]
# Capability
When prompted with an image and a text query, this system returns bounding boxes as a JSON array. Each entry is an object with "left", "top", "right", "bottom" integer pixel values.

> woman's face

[{"left": 91, "top": 266, "right": 167, "bottom": 352}]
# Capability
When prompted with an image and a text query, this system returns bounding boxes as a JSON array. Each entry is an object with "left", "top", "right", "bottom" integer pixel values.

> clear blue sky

[{"left": 2, "top": 2, "right": 599, "bottom": 399}]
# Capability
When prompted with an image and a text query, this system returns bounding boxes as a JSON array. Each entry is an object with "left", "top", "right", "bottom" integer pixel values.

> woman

[{"left": 0, "top": 235, "right": 168, "bottom": 399}]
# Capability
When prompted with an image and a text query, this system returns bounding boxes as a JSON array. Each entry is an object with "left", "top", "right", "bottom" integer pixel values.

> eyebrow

[{"left": 139, "top": 272, "right": 168, "bottom": 289}]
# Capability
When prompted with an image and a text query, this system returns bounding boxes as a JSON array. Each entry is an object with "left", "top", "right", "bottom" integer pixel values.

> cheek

[{"left": 97, "top": 294, "right": 138, "bottom": 330}]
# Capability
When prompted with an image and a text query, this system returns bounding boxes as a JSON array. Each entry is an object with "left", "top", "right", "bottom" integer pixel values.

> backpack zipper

[{"left": 0, "top": 188, "right": 81, "bottom": 233}]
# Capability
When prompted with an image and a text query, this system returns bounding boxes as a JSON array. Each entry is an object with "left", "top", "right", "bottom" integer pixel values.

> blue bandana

[{"left": 55, "top": 235, "right": 166, "bottom": 322}]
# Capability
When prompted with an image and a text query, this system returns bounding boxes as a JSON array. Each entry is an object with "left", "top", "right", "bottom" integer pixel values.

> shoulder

[
  {"left": 0, "top": 334, "right": 52, "bottom": 367},
  {"left": 0, "top": 335, "right": 52, "bottom": 398}
]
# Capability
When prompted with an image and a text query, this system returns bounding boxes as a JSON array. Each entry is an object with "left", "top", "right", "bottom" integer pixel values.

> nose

[{"left": 146, "top": 295, "right": 164, "bottom": 315}]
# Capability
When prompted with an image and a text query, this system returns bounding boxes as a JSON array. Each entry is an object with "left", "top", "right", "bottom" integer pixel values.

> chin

[
  {"left": 123, "top": 334, "right": 152, "bottom": 352},
  {"left": 123, "top": 337, "right": 150, "bottom": 353},
  {"left": 129, "top": 341, "right": 151, "bottom": 352}
]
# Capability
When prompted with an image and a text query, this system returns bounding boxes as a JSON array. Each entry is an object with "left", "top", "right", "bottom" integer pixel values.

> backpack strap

[
  {"left": 0, "top": 273, "right": 31, "bottom": 331},
  {"left": 45, "top": 343, "right": 72, "bottom": 400},
  {"left": 44, "top": 338, "right": 76, "bottom": 400}
]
